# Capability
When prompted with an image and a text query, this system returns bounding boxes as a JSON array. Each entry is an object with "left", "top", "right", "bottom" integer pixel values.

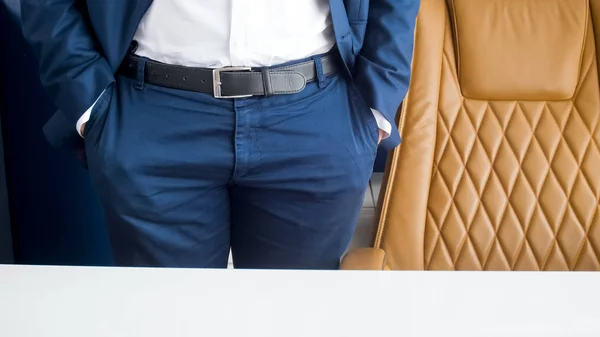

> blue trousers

[{"left": 83, "top": 62, "right": 378, "bottom": 269}]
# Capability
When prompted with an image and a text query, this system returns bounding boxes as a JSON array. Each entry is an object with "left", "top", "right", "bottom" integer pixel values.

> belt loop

[
  {"left": 128, "top": 40, "right": 139, "bottom": 54},
  {"left": 312, "top": 55, "right": 328, "bottom": 88},
  {"left": 134, "top": 57, "right": 147, "bottom": 90},
  {"left": 261, "top": 67, "right": 274, "bottom": 97}
]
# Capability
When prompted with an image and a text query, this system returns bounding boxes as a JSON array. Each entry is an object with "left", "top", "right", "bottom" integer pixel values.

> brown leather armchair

[{"left": 343, "top": 0, "right": 600, "bottom": 271}]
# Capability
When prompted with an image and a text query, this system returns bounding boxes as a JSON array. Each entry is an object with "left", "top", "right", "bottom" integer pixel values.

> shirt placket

[{"left": 228, "top": 0, "right": 246, "bottom": 66}]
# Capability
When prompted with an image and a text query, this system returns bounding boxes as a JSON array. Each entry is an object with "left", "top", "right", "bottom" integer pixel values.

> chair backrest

[{"left": 375, "top": 0, "right": 600, "bottom": 270}]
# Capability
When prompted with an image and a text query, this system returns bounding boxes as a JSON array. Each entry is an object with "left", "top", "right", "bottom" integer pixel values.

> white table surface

[{"left": 0, "top": 265, "right": 599, "bottom": 337}]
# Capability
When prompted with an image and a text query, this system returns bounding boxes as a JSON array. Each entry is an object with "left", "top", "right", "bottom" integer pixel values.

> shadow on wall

[{"left": 0, "top": 0, "right": 112, "bottom": 265}]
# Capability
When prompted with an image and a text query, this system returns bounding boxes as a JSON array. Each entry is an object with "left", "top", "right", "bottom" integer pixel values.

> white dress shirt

[{"left": 77, "top": 0, "right": 391, "bottom": 137}]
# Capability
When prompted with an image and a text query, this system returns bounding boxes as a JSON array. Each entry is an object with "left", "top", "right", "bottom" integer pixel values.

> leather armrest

[{"left": 340, "top": 248, "right": 387, "bottom": 270}]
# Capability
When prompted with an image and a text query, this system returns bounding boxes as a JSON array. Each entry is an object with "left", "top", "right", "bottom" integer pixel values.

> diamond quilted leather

[{"left": 423, "top": 8, "right": 600, "bottom": 271}]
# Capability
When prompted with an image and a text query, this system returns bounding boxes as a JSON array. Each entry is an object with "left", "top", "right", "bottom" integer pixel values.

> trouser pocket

[{"left": 83, "top": 81, "right": 115, "bottom": 142}]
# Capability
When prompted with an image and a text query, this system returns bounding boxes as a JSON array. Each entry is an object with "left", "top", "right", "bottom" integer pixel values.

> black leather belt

[{"left": 118, "top": 52, "right": 339, "bottom": 98}]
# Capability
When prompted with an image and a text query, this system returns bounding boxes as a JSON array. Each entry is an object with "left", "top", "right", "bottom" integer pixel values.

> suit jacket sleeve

[
  {"left": 20, "top": 0, "right": 114, "bottom": 124},
  {"left": 354, "top": 0, "right": 420, "bottom": 125}
]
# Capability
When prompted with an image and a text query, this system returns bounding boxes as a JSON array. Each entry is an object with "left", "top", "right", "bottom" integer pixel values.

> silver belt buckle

[{"left": 212, "top": 66, "right": 253, "bottom": 98}]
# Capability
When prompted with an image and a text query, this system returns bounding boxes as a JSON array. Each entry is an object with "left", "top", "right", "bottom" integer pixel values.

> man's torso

[
  {"left": 84, "top": 0, "right": 362, "bottom": 72},
  {"left": 42, "top": 0, "right": 369, "bottom": 149},
  {"left": 134, "top": 0, "right": 336, "bottom": 68}
]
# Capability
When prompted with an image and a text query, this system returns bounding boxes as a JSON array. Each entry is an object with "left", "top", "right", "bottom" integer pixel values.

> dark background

[
  {"left": 1, "top": 0, "right": 112, "bottom": 265},
  {"left": 0, "top": 0, "right": 387, "bottom": 265}
]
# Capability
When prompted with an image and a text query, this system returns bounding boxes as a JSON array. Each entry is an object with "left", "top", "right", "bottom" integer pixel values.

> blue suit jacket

[{"left": 21, "top": 0, "right": 419, "bottom": 151}]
